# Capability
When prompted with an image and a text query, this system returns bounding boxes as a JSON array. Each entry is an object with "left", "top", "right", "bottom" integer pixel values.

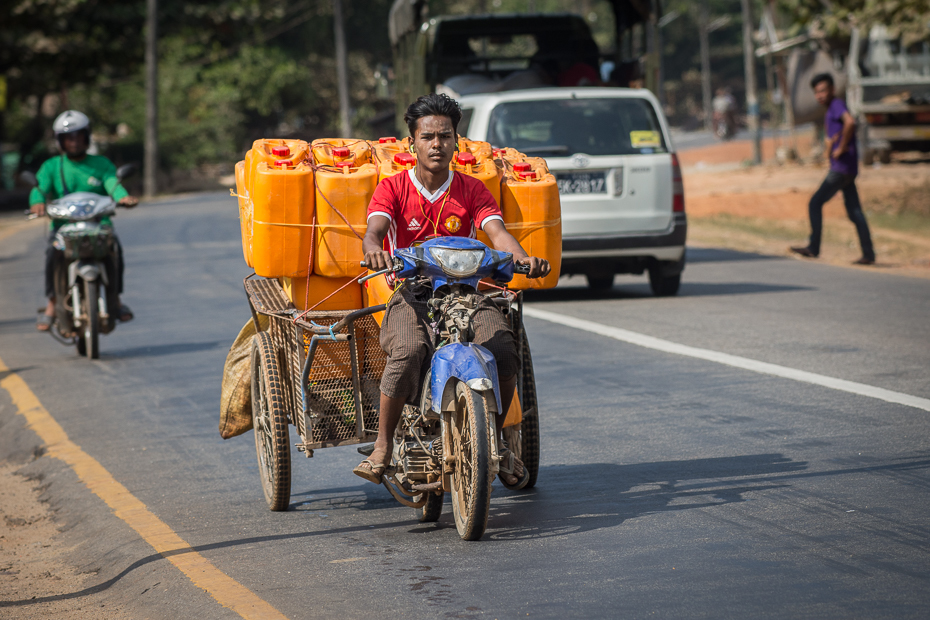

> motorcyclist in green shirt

[{"left": 29, "top": 110, "right": 138, "bottom": 331}]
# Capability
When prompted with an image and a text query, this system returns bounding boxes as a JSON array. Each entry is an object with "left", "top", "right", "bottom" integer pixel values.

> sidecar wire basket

[{"left": 244, "top": 276, "right": 386, "bottom": 450}]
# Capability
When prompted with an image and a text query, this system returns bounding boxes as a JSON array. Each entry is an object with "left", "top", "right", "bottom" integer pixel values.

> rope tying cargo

[{"left": 292, "top": 269, "right": 369, "bottom": 322}]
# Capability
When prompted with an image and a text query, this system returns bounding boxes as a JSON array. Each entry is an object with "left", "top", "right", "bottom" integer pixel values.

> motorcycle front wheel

[
  {"left": 76, "top": 280, "right": 99, "bottom": 359},
  {"left": 450, "top": 382, "right": 493, "bottom": 541}
]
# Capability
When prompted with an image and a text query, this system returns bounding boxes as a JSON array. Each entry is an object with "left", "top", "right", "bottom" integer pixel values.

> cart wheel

[
  {"left": 450, "top": 382, "right": 493, "bottom": 541},
  {"left": 504, "top": 329, "right": 540, "bottom": 489},
  {"left": 251, "top": 331, "right": 291, "bottom": 511}
]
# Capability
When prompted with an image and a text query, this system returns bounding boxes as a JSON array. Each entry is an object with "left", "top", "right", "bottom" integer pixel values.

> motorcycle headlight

[{"left": 428, "top": 247, "right": 485, "bottom": 277}]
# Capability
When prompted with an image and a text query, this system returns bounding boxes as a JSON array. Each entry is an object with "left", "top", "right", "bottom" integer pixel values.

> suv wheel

[
  {"left": 586, "top": 275, "right": 614, "bottom": 291},
  {"left": 648, "top": 269, "right": 681, "bottom": 297}
]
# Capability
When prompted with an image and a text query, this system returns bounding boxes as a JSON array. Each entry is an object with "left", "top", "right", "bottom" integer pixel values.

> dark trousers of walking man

[{"left": 806, "top": 170, "right": 874, "bottom": 262}]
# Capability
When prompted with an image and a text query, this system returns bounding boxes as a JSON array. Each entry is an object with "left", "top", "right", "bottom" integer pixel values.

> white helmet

[{"left": 53, "top": 110, "right": 91, "bottom": 136}]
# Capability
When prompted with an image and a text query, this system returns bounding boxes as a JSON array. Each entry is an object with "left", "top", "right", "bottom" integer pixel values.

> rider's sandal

[
  {"left": 353, "top": 458, "right": 386, "bottom": 484},
  {"left": 36, "top": 314, "right": 54, "bottom": 332},
  {"left": 118, "top": 304, "right": 134, "bottom": 323},
  {"left": 498, "top": 448, "right": 530, "bottom": 491}
]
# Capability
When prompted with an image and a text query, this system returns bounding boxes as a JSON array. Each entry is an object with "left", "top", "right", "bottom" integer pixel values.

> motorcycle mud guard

[
  {"left": 430, "top": 343, "right": 503, "bottom": 415},
  {"left": 68, "top": 260, "right": 107, "bottom": 288}
]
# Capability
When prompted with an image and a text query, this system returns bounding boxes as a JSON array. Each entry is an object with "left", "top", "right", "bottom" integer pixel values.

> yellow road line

[{"left": 0, "top": 357, "right": 288, "bottom": 620}]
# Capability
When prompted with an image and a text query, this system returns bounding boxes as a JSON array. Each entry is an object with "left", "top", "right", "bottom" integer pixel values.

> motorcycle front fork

[{"left": 68, "top": 280, "right": 107, "bottom": 327}]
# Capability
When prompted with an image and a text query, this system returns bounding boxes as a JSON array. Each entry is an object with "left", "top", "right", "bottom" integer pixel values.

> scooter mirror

[
  {"left": 19, "top": 171, "right": 38, "bottom": 187},
  {"left": 116, "top": 163, "right": 138, "bottom": 181}
]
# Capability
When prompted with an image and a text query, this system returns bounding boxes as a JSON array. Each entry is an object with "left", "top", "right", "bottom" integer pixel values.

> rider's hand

[
  {"left": 364, "top": 249, "right": 394, "bottom": 272},
  {"left": 30, "top": 203, "right": 46, "bottom": 217},
  {"left": 517, "top": 256, "right": 551, "bottom": 279},
  {"left": 832, "top": 145, "right": 847, "bottom": 158},
  {"left": 118, "top": 196, "right": 139, "bottom": 208}
]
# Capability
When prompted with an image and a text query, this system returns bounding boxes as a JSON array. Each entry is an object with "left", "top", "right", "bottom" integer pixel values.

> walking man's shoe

[
  {"left": 853, "top": 256, "right": 875, "bottom": 265},
  {"left": 790, "top": 246, "right": 818, "bottom": 258}
]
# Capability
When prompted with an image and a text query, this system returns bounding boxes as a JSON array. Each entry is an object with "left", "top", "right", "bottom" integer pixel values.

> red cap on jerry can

[
  {"left": 456, "top": 152, "right": 477, "bottom": 165},
  {"left": 335, "top": 161, "right": 353, "bottom": 168},
  {"left": 274, "top": 159, "right": 291, "bottom": 167},
  {"left": 513, "top": 162, "right": 532, "bottom": 172},
  {"left": 333, "top": 146, "right": 351, "bottom": 158},
  {"left": 393, "top": 152, "right": 416, "bottom": 166},
  {"left": 518, "top": 170, "right": 537, "bottom": 180},
  {"left": 271, "top": 146, "right": 290, "bottom": 157},
  {"left": 379, "top": 137, "right": 397, "bottom": 143}
]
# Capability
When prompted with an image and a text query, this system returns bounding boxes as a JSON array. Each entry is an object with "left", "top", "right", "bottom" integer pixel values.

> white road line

[{"left": 523, "top": 307, "right": 930, "bottom": 413}]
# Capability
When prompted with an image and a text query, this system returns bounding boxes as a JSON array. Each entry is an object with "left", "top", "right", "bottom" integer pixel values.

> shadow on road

[
  {"left": 103, "top": 340, "right": 226, "bottom": 359},
  {"left": 686, "top": 247, "right": 782, "bottom": 263},
  {"left": 524, "top": 280, "right": 814, "bottom": 303},
  {"left": 0, "top": 316, "right": 38, "bottom": 335},
  {"left": 7, "top": 453, "right": 930, "bottom": 608}
]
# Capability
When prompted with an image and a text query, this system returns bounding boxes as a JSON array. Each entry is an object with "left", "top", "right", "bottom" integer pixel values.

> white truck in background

[{"left": 847, "top": 26, "right": 930, "bottom": 164}]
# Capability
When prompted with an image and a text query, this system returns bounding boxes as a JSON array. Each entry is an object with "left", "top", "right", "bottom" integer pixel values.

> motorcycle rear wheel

[
  {"left": 76, "top": 280, "right": 99, "bottom": 359},
  {"left": 251, "top": 331, "right": 291, "bottom": 511},
  {"left": 450, "top": 382, "right": 493, "bottom": 541}
]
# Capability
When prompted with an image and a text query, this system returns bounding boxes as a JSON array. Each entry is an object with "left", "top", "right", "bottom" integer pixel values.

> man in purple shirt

[{"left": 791, "top": 73, "right": 875, "bottom": 265}]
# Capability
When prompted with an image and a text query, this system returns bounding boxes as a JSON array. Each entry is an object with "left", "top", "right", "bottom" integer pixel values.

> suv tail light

[{"left": 672, "top": 153, "right": 685, "bottom": 213}]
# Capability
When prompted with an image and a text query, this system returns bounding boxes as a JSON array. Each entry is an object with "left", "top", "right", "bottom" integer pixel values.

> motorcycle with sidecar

[{"left": 244, "top": 236, "right": 540, "bottom": 540}]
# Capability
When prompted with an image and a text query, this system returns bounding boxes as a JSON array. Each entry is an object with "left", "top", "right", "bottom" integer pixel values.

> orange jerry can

[
  {"left": 452, "top": 151, "right": 501, "bottom": 206},
  {"left": 235, "top": 160, "right": 253, "bottom": 267},
  {"left": 458, "top": 138, "right": 494, "bottom": 163},
  {"left": 247, "top": 139, "right": 310, "bottom": 188},
  {"left": 280, "top": 275, "right": 363, "bottom": 311},
  {"left": 250, "top": 161, "right": 315, "bottom": 278},
  {"left": 312, "top": 139, "right": 372, "bottom": 167},
  {"left": 314, "top": 162, "right": 379, "bottom": 278},
  {"left": 378, "top": 151, "right": 417, "bottom": 182},
  {"left": 500, "top": 167, "right": 562, "bottom": 290},
  {"left": 370, "top": 136, "right": 411, "bottom": 168}
]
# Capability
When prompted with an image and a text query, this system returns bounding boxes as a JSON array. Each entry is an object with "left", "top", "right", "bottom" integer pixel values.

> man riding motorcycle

[
  {"left": 29, "top": 110, "right": 138, "bottom": 332},
  {"left": 353, "top": 93, "right": 551, "bottom": 488}
]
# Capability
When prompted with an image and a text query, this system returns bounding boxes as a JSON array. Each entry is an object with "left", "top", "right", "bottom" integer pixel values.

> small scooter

[
  {"left": 22, "top": 165, "right": 135, "bottom": 359},
  {"left": 360, "top": 236, "right": 534, "bottom": 540}
]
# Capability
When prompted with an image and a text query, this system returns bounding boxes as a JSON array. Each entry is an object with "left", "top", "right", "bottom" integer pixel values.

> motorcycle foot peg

[{"left": 357, "top": 443, "right": 375, "bottom": 456}]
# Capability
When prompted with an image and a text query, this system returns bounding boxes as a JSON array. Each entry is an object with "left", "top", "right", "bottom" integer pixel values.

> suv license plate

[{"left": 556, "top": 172, "right": 607, "bottom": 194}]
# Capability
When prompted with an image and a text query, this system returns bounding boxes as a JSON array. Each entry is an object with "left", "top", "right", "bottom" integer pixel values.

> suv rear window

[{"left": 486, "top": 98, "right": 668, "bottom": 156}]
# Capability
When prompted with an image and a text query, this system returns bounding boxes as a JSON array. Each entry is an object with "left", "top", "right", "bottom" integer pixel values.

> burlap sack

[{"left": 219, "top": 315, "right": 269, "bottom": 439}]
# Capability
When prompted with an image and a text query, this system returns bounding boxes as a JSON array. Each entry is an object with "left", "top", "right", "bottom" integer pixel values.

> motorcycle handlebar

[{"left": 362, "top": 258, "right": 533, "bottom": 274}]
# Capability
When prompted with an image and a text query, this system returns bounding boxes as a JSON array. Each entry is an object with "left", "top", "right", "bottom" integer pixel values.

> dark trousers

[
  {"left": 45, "top": 232, "right": 124, "bottom": 299},
  {"left": 378, "top": 280, "right": 520, "bottom": 404},
  {"left": 808, "top": 171, "right": 875, "bottom": 260}
]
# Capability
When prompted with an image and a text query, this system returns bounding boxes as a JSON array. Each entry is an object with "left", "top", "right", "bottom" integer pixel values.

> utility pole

[
  {"left": 144, "top": 0, "right": 158, "bottom": 197},
  {"left": 740, "top": 0, "right": 762, "bottom": 164},
  {"left": 699, "top": 0, "right": 712, "bottom": 132},
  {"left": 333, "top": 0, "right": 351, "bottom": 138}
]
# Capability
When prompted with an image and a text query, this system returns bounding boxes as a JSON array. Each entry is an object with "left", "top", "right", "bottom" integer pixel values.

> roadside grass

[{"left": 689, "top": 210, "right": 930, "bottom": 271}]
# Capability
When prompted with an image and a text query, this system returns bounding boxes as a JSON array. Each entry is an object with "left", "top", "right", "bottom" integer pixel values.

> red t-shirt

[{"left": 367, "top": 170, "right": 504, "bottom": 253}]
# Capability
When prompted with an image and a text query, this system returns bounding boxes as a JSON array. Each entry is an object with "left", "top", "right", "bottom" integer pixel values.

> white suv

[{"left": 458, "top": 88, "right": 686, "bottom": 295}]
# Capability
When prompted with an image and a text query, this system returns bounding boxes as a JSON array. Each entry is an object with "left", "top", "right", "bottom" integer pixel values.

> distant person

[
  {"left": 791, "top": 73, "right": 875, "bottom": 265},
  {"left": 29, "top": 110, "right": 138, "bottom": 331}
]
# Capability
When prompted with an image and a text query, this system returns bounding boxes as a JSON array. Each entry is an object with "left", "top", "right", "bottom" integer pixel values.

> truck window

[
  {"left": 458, "top": 108, "right": 474, "bottom": 138},
  {"left": 486, "top": 98, "right": 668, "bottom": 156}
]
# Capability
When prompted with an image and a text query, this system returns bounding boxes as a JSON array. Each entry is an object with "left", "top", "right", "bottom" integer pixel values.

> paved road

[{"left": 1, "top": 193, "right": 929, "bottom": 618}]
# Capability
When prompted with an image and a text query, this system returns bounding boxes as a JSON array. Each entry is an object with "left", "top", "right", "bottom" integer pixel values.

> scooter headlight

[{"left": 428, "top": 247, "right": 485, "bottom": 277}]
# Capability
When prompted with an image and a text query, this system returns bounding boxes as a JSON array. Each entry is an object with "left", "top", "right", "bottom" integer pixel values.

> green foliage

[{"left": 778, "top": 0, "right": 930, "bottom": 45}]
